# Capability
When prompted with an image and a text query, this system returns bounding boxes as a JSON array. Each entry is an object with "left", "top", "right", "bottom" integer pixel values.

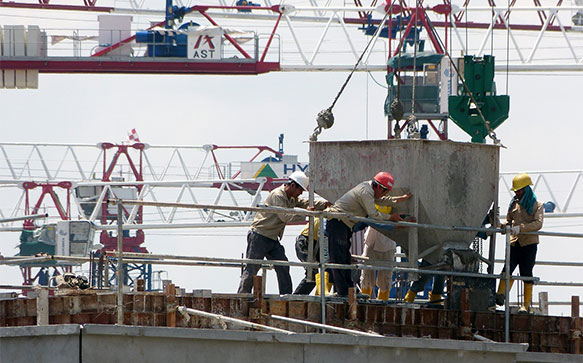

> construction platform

[{"left": 1, "top": 284, "right": 582, "bottom": 361}]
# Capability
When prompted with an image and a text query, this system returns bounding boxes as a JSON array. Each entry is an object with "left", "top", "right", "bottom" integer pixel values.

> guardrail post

[
  {"left": 116, "top": 200, "right": 124, "bottom": 325},
  {"left": 504, "top": 226, "right": 511, "bottom": 343}
]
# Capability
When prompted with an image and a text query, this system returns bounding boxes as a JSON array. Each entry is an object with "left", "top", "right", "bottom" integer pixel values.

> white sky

[{"left": 1, "top": 1, "right": 583, "bottom": 316}]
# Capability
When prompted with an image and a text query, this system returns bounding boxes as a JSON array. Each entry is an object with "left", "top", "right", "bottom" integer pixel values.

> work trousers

[
  {"left": 409, "top": 259, "right": 445, "bottom": 295},
  {"left": 360, "top": 245, "right": 395, "bottom": 292},
  {"left": 501, "top": 243, "right": 537, "bottom": 277},
  {"left": 327, "top": 218, "right": 354, "bottom": 296},
  {"left": 237, "top": 230, "right": 292, "bottom": 294}
]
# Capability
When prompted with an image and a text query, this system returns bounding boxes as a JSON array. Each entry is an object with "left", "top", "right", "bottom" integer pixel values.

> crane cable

[
  {"left": 310, "top": 1, "right": 394, "bottom": 142},
  {"left": 424, "top": 15, "right": 502, "bottom": 145},
  {"left": 390, "top": 0, "right": 406, "bottom": 138},
  {"left": 407, "top": 0, "right": 421, "bottom": 138}
]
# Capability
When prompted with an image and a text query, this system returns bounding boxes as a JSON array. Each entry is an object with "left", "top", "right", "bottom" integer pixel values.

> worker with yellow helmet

[{"left": 495, "top": 173, "right": 544, "bottom": 313}]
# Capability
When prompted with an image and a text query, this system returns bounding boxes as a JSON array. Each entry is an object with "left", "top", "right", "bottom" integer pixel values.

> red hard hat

[{"left": 374, "top": 171, "right": 394, "bottom": 191}]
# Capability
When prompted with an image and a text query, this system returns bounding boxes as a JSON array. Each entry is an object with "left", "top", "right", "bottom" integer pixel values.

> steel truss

[
  {"left": 0, "top": 142, "right": 288, "bottom": 231},
  {"left": 4, "top": 1, "right": 583, "bottom": 73}
]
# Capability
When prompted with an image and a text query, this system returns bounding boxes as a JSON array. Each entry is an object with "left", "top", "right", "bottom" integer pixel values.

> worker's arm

[
  {"left": 271, "top": 194, "right": 307, "bottom": 224},
  {"left": 518, "top": 203, "right": 544, "bottom": 232},
  {"left": 392, "top": 192, "right": 413, "bottom": 203}
]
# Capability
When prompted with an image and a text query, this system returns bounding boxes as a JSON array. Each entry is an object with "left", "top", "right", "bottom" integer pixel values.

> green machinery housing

[
  {"left": 385, "top": 54, "right": 509, "bottom": 143},
  {"left": 448, "top": 55, "right": 509, "bottom": 143}
]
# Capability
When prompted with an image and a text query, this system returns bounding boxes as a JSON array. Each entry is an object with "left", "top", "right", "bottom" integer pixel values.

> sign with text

[{"left": 187, "top": 27, "right": 223, "bottom": 60}]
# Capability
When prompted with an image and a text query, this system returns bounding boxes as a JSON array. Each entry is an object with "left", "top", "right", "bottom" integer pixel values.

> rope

[{"left": 311, "top": 2, "right": 394, "bottom": 142}]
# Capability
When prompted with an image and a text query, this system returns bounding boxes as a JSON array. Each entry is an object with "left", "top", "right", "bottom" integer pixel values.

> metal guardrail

[{"left": 3, "top": 199, "right": 583, "bottom": 343}]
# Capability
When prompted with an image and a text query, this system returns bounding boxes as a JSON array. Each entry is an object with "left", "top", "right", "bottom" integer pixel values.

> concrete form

[{"left": 309, "top": 139, "right": 499, "bottom": 264}]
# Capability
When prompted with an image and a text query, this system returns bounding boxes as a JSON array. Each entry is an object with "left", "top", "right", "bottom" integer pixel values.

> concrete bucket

[{"left": 309, "top": 139, "right": 500, "bottom": 264}]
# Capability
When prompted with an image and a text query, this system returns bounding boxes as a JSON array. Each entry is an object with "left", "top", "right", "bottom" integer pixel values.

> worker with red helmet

[
  {"left": 327, "top": 171, "right": 414, "bottom": 297},
  {"left": 237, "top": 171, "right": 330, "bottom": 295}
]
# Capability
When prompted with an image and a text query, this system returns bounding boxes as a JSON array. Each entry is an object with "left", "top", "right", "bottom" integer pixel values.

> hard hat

[
  {"left": 289, "top": 171, "right": 309, "bottom": 191},
  {"left": 511, "top": 173, "right": 533, "bottom": 191},
  {"left": 373, "top": 171, "right": 394, "bottom": 191},
  {"left": 375, "top": 204, "right": 392, "bottom": 214}
]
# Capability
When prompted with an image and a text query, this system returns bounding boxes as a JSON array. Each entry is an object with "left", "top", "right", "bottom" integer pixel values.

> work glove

[{"left": 510, "top": 225, "right": 521, "bottom": 235}]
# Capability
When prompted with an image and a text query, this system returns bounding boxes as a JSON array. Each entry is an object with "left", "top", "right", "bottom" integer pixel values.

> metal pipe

[
  {"left": 0, "top": 256, "right": 51, "bottom": 265},
  {"left": 178, "top": 306, "right": 292, "bottom": 334},
  {"left": 116, "top": 201, "right": 124, "bottom": 325},
  {"left": 113, "top": 200, "right": 583, "bottom": 238},
  {"left": 496, "top": 259, "right": 583, "bottom": 267},
  {"left": 0, "top": 213, "right": 48, "bottom": 223},
  {"left": 267, "top": 314, "right": 382, "bottom": 337},
  {"left": 504, "top": 227, "right": 511, "bottom": 343}
]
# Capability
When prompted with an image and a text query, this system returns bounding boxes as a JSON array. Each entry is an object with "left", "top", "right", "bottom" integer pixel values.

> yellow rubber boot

[
  {"left": 428, "top": 292, "right": 442, "bottom": 304},
  {"left": 497, "top": 279, "right": 515, "bottom": 295},
  {"left": 404, "top": 290, "right": 417, "bottom": 303},
  {"left": 361, "top": 287, "right": 373, "bottom": 297},
  {"left": 496, "top": 279, "right": 515, "bottom": 306},
  {"left": 325, "top": 274, "right": 333, "bottom": 295},
  {"left": 315, "top": 272, "right": 331, "bottom": 296},
  {"left": 519, "top": 283, "right": 533, "bottom": 313},
  {"left": 377, "top": 290, "right": 390, "bottom": 301}
]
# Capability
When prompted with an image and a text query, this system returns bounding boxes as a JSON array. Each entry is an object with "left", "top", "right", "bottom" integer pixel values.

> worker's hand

[
  {"left": 306, "top": 206, "right": 315, "bottom": 211},
  {"left": 400, "top": 192, "right": 413, "bottom": 201},
  {"left": 389, "top": 213, "right": 404, "bottom": 222},
  {"left": 510, "top": 225, "right": 521, "bottom": 235},
  {"left": 404, "top": 215, "right": 416, "bottom": 223}
]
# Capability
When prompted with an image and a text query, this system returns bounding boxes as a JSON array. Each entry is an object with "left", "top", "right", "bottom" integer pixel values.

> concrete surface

[{"left": 2, "top": 324, "right": 579, "bottom": 363}]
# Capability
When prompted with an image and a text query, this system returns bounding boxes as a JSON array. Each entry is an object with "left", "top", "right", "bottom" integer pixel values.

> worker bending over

[
  {"left": 496, "top": 173, "right": 544, "bottom": 313},
  {"left": 327, "top": 172, "right": 414, "bottom": 297},
  {"left": 292, "top": 217, "right": 333, "bottom": 295},
  {"left": 360, "top": 201, "right": 411, "bottom": 300},
  {"left": 237, "top": 171, "right": 330, "bottom": 295}
]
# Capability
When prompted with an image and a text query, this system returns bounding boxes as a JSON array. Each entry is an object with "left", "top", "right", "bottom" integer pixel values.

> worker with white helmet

[
  {"left": 495, "top": 173, "right": 544, "bottom": 313},
  {"left": 237, "top": 171, "right": 330, "bottom": 295},
  {"left": 327, "top": 171, "right": 414, "bottom": 297}
]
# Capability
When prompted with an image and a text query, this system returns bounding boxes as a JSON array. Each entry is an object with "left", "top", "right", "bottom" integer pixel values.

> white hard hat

[{"left": 289, "top": 171, "right": 309, "bottom": 191}]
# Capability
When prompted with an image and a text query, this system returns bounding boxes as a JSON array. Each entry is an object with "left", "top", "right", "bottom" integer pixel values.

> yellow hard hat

[
  {"left": 375, "top": 204, "right": 392, "bottom": 214},
  {"left": 511, "top": 173, "right": 533, "bottom": 191}
]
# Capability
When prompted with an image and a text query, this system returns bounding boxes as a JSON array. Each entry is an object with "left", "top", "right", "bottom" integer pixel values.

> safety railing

[{"left": 2, "top": 198, "right": 583, "bottom": 343}]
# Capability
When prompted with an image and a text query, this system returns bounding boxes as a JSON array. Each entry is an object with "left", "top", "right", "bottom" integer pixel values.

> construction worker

[
  {"left": 495, "top": 173, "right": 544, "bottom": 313},
  {"left": 292, "top": 217, "right": 333, "bottom": 295},
  {"left": 237, "top": 171, "right": 330, "bottom": 295},
  {"left": 326, "top": 171, "right": 414, "bottom": 297},
  {"left": 360, "top": 202, "right": 411, "bottom": 301}
]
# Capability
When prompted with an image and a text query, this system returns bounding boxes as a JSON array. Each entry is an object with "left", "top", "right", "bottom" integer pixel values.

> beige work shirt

[
  {"left": 250, "top": 185, "right": 327, "bottom": 241},
  {"left": 506, "top": 200, "right": 544, "bottom": 247},
  {"left": 328, "top": 181, "right": 397, "bottom": 229}
]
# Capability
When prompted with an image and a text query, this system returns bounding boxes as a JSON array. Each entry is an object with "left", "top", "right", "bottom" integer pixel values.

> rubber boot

[
  {"left": 428, "top": 292, "right": 443, "bottom": 305},
  {"left": 315, "top": 273, "right": 322, "bottom": 296},
  {"left": 315, "top": 272, "right": 331, "bottom": 296},
  {"left": 361, "top": 287, "right": 373, "bottom": 297},
  {"left": 404, "top": 290, "right": 417, "bottom": 303},
  {"left": 519, "top": 282, "right": 533, "bottom": 313},
  {"left": 377, "top": 290, "right": 390, "bottom": 301},
  {"left": 325, "top": 274, "right": 333, "bottom": 295},
  {"left": 496, "top": 279, "right": 514, "bottom": 306}
]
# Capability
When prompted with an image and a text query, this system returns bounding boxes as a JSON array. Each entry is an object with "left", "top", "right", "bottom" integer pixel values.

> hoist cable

[{"left": 327, "top": 3, "right": 393, "bottom": 111}]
